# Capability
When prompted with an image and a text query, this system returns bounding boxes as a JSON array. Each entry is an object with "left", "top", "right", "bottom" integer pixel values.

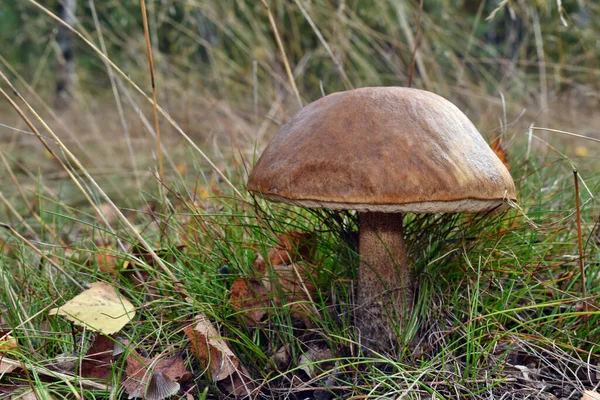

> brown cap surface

[{"left": 247, "top": 87, "right": 516, "bottom": 213}]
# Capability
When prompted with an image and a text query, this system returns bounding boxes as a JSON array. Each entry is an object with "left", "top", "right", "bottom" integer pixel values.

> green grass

[
  {"left": 1, "top": 0, "right": 599, "bottom": 399},
  {"left": 1, "top": 139, "right": 598, "bottom": 398}
]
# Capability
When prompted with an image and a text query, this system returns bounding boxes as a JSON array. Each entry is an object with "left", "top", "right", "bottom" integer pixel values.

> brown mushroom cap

[{"left": 247, "top": 87, "right": 516, "bottom": 213}]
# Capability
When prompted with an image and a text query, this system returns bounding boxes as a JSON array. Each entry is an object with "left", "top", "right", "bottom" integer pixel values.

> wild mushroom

[{"left": 247, "top": 87, "right": 516, "bottom": 352}]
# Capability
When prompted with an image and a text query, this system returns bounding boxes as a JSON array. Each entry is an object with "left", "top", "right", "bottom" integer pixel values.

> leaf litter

[
  {"left": 184, "top": 313, "right": 256, "bottom": 397},
  {"left": 230, "top": 231, "right": 319, "bottom": 327},
  {"left": 49, "top": 281, "right": 136, "bottom": 335},
  {"left": 123, "top": 351, "right": 192, "bottom": 400}
]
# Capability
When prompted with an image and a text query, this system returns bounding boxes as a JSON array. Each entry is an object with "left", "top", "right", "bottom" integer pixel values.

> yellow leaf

[{"left": 49, "top": 282, "right": 135, "bottom": 334}]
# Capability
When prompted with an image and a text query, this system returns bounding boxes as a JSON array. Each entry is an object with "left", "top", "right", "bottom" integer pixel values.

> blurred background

[{"left": 0, "top": 0, "right": 598, "bottom": 200}]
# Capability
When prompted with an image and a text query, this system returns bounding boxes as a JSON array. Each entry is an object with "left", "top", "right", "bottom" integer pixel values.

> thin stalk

[
  {"left": 573, "top": 169, "right": 586, "bottom": 310},
  {"left": 407, "top": 0, "right": 424, "bottom": 88},
  {"left": 259, "top": 0, "right": 303, "bottom": 108},
  {"left": 140, "top": 0, "right": 164, "bottom": 183}
]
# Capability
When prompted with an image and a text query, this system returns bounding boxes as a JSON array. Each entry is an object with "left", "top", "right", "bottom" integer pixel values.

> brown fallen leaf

[
  {"left": 268, "top": 231, "right": 315, "bottom": 267},
  {"left": 231, "top": 231, "right": 319, "bottom": 328},
  {"left": 49, "top": 281, "right": 136, "bottom": 335},
  {"left": 229, "top": 279, "right": 269, "bottom": 327},
  {"left": 123, "top": 352, "right": 191, "bottom": 400},
  {"left": 80, "top": 334, "right": 117, "bottom": 381},
  {"left": 184, "top": 314, "right": 255, "bottom": 397},
  {"left": 263, "top": 262, "right": 318, "bottom": 326}
]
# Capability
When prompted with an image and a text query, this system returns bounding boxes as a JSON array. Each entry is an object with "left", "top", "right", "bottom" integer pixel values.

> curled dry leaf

[
  {"left": 123, "top": 352, "right": 191, "bottom": 400},
  {"left": 49, "top": 281, "right": 135, "bottom": 335},
  {"left": 184, "top": 314, "right": 239, "bottom": 381},
  {"left": 184, "top": 314, "right": 256, "bottom": 397}
]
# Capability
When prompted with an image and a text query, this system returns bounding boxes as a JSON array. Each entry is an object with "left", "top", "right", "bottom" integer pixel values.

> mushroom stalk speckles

[{"left": 357, "top": 212, "right": 412, "bottom": 351}]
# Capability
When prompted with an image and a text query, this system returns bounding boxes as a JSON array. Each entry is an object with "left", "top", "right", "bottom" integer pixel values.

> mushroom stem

[{"left": 357, "top": 212, "right": 413, "bottom": 352}]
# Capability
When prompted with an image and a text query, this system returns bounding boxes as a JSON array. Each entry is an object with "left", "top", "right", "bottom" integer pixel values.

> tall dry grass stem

[
  {"left": 260, "top": 0, "right": 303, "bottom": 108},
  {"left": 25, "top": 0, "right": 243, "bottom": 199},
  {"left": 573, "top": 169, "right": 586, "bottom": 311},
  {"left": 0, "top": 71, "right": 186, "bottom": 296},
  {"left": 139, "top": 0, "right": 164, "bottom": 184},
  {"left": 407, "top": 0, "right": 424, "bottom": 88}
]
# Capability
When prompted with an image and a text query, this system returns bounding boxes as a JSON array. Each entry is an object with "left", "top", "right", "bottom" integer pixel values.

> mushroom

[{"left": 247, "top": 87, "right": 516, "bottom": 352}]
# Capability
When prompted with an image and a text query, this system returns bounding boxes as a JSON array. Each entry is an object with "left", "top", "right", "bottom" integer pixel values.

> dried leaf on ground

[
  {"left": 123, "top": 352, "right": 191, "bottom": 400},
  {"left": 79, "top": 334, "right": 117, "bottom": 381},
  {"left": 263, "top": 262, "right": 318, "bottom": 326},
  {"left": 231, "top": 231, "right": 319, "bottom": 328},
  {"left": 49, "top": 282, "right": 136, "bottom": 334},
  {"left": 184, "top": 314, "right": 239, "bottom": 381},
  {"left": 229, "top": 278, "right": 269, "bottom": 326},
  {"left": 268, "top": 231, "right": 316, "bottom": 267},
  {"left": 184, "top": 314, "right": 255, "bottom": 397}
]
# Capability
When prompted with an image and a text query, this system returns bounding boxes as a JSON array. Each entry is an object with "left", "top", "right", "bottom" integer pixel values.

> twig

[{"left": 407, "top": 0, "right": 424, "bottom": 88}]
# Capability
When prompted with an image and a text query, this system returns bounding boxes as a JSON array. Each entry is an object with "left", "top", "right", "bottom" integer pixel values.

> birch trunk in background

[{"left": 56, "top": 0, "right": 76, "bottom": 110}]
